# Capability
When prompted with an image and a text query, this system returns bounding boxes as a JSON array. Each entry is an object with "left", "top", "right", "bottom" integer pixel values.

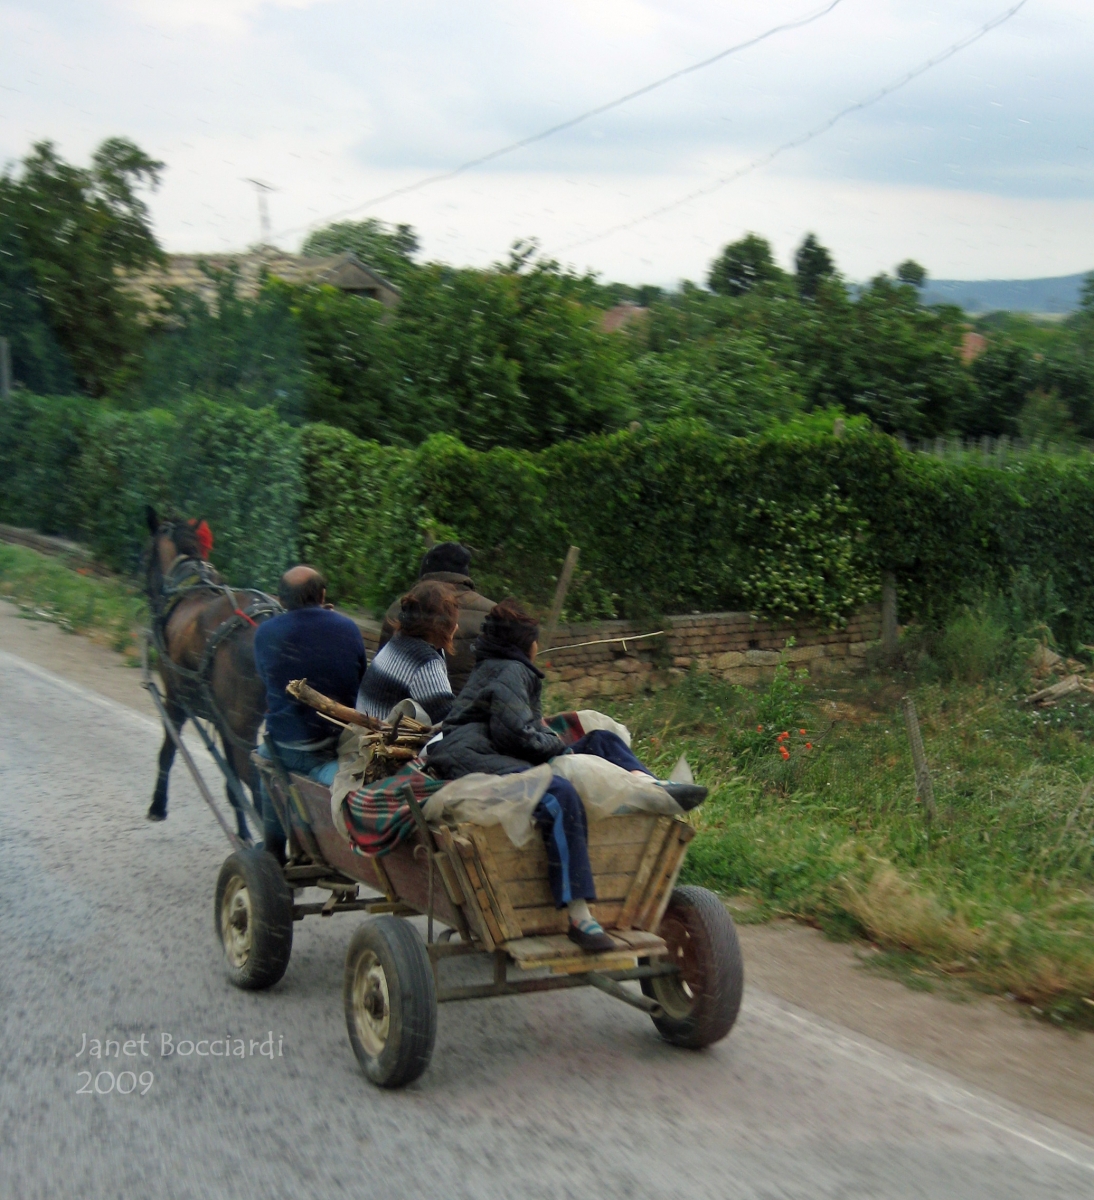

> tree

[
  {"left": 708, "top": 233, "right": 784, "bottom": 296},
  {"left": 302, "top": 218, "right": 419, "bottom": 285},
  {"left": 794, "top": 233, "right": 835, "bottom": 300},
  {"left": 896, "top": 259, "right": 927, "bottom": 289},
  {"left": 0, "top": 138, "right": 164, "bottom": 395},
  {"left": 0, "top": 214, "right": 75, "bottom": 393},
  {"left": 129, "top": 269, "right": 309, "bottom": 420}
]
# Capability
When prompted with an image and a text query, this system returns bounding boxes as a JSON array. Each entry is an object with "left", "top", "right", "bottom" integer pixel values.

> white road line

[
  {"left": 4, "top": 645, "right": 1094, "bottom": 1172},
  {"left": 0, "top": 649, "right": 162, "bottom": 733},
  {"left": 0, "top": 649, "right": 221, "bottom": 773},
  {"left": 749, "top": 993, "right": 1094, "bottom": 1172}
]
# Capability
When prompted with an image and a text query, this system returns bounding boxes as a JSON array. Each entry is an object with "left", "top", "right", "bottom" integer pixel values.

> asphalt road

[{"left": 2, "top": 649, "right": 1094, "bottom": 1200}]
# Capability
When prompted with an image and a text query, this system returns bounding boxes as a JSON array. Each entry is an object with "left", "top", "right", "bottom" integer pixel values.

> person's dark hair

[
  {"left": 278, "top": 566, "right": 327, "bottom": 610},
  {"left": 420, "top": 541, "right": 472, "bottom": 578},
  {"left": 481, "top": 598, "right": 539, "bottom": 655},
  {"left": 394, "top": 580, "right": 459, "bottom": 644}
]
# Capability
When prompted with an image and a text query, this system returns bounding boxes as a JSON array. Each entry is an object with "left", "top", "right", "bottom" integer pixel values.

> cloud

[
  {"left": 2, "top": 0, "right": 1091, "bottom": 282},
  {"left": 114, "top": 0, "right": 328, "bottom": 34}
]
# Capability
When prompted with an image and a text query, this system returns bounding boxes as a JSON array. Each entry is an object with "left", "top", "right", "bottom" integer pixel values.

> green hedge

[
  {"left": 6, "top": 392, "right": 1094, "bottom": 643},
  {"left": 301, "top": 420, "right": 1094, "bottom": 642},
  {"left": 0, "top": 392, "right": 301, "bottom": 588}
]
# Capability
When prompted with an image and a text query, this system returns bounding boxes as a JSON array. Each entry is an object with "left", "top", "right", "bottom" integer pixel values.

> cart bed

[{"left": 268, "top": 768, "right": 693, "bottom": 953}]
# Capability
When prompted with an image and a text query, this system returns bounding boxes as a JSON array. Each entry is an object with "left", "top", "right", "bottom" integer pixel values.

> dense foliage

[
  {"left": 3, "top": 137, "right": 1089, "bottom": 453},
  {"left": 301, "top": 218, "right": 420, "bottom": 285},
  {"left": 11, "top": 391, "right": 1094, "bottom": 648},
  {"left": 0, "top": 393, "right": 300, "bottom": 589},
  {"left": 0, "top": 138, "right": 164, "bottom": 395}
]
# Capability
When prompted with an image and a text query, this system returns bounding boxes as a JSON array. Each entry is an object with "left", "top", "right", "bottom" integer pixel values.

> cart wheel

[
  {"left": 214, "top": 849, "right": 293, "bottom": 990},
  {"left": 641, "top": 885, "right": 743, "bottom": 1049},
  {"left": 344, "top": 917, "right": 437, "bottom": 1089}
]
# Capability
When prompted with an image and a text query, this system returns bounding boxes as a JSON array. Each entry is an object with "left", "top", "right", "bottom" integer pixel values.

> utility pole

[{"left": 244, "top": 179, "right": 276, "bottom": 246}]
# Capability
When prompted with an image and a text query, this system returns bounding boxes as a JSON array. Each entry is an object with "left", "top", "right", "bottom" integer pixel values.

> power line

[
  {"left": 271, "top": 0, "right": 847, "bottom": 242},
  {"left": 559, "top": 0, "right": 1029, "bottom": 254}
]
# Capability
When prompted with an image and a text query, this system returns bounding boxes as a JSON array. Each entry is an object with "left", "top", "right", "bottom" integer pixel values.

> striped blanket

[{"left": 340, "top": 712, "right": 588, "bottom": 857}]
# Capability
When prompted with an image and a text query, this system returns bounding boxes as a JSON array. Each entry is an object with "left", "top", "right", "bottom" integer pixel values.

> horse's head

[{"left": 145, "top": 506, "right": 214, "bottom": 603}]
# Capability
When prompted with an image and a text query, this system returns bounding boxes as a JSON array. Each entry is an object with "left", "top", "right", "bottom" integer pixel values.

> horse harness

[{"left": 151, "top": 553, "right": 282, "bottom": 752}]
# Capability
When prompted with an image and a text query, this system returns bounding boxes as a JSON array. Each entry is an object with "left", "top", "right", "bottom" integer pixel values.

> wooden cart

[{"left": 214, "top": 752, "right": 743, "bottom": 1088}]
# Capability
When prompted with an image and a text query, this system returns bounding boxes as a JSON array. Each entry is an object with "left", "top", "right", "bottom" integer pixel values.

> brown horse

[{"left": 144, "top": 507, "right": 280, "bottom": 837}]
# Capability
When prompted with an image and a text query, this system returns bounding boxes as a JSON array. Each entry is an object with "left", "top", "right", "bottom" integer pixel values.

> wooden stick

[
  {"left": 286, "top": 678, "right": 381, "bottom": 729},
  {"left": 881, "top": 571, "right": 898, "bottom": 658},
  {"left": 542, "top": 545, "right": 580, "bottom": 652},
  {"left": 901, "top": 696, "right": 939, "bottom": 825}
]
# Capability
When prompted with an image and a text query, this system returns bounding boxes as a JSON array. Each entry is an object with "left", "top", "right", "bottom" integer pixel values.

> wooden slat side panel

[
  {"left": 643, "top": 827, "right": 695, "bottom": 932},
  {"left": 635, "top": 824, "right": 693, "bottom": 931},
  {"left": 506, "top": 872, "right": 635, "bottom": 910},
  {"left": 437, "top": 827, "right": 494, "bottom": 950},
  {"left": 515, "top": 902, "right": 622, "bottom": 937},
  {"left": 453, "top": 835, "right": 505, "bottom": 946},
  {"left": 617, "top": 816, "right": 673, "bottom": 930},
  {"left": 492, "top": 841, "right": 649, "bottom": 886},
  {"left": 467, "top": 827, "right": 524, "bottom": 941},
  {"left": 481, "top": 814, "right": 658, "bottom": 859}
]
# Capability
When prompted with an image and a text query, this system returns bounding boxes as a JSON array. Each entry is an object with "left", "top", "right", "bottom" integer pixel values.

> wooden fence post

[
  {"left": 881, "top": 571, "right": 898, "bottom": 658},
  {"left": 541, "top": 545, "right": 580, "bottom": 652},
  {"left": 901, "top": 695, "right": 938, "bottom": 827}
]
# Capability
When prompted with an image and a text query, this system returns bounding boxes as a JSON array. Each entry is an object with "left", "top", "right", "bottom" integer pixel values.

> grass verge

[
  {"left": 590, "top": 665, "right": 1094, "bottom": 1026},
  {"left": 0, "top": 542, "right": 145, "bottom": 661}
]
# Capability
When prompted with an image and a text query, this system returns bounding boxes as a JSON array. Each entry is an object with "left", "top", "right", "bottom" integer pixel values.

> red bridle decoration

[{"left": 189, "top": 519, "right": 214, "bottom": 560}]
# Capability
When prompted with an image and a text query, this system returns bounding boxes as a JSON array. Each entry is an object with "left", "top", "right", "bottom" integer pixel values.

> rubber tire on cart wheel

[
  {"left": 214, "top": 848, "right": 293, "bottom": 990},
  {"left": 641, "top": 885, "right": 744, "bottom": 1048},
  {"left": 344, "top": 917, "right": 437, "bottom": 1089}
]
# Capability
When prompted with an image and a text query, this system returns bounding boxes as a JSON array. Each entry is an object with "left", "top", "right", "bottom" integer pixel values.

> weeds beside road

[
  {"left": 0, "top": 542, "right": 144, "bottom": 661},
  {"left": 3, "top": 539, "right": 1092, "bottom": 1023},
  {"left": 605, "top": 666, "right": 1094, "bottom": 1026}
]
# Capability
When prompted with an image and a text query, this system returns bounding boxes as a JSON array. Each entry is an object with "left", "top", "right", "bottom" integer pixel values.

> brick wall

[{"left": 540, "top": 606, "right": 881, "bottom": 705}]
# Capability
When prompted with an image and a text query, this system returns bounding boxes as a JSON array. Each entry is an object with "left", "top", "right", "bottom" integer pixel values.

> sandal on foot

[{"left": 567, "top": 919, "right": 617, "bottom": 954}]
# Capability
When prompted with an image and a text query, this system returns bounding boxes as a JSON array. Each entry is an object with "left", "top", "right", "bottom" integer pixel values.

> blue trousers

[
  {"left": 569, "top": 729, "right": 652, "bottom": 776},
  {"left": 532, "top": 730, "right": 655, "bottom": 909},
  {"left": 257, "top": 742, "right": 338, "bottom": 844},
  {"left": 533, "top": 777, "right": 596, "bottom": 908}
]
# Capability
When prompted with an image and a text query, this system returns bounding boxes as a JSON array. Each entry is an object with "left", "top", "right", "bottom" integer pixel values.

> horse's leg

[
  {"left": 222, "top": 738, "right": 252, "bottom": 842},
  {"left": 148, "top": 700, "right": 186, "bottom": 821}
]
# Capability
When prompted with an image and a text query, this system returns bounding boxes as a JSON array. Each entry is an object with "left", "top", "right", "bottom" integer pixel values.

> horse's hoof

[{"left": 146, "top": 807, "right": 167, "bottom": 823}]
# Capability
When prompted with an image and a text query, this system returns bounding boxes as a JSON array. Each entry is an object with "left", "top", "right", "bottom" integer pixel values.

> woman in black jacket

[{"left": 427, "top": 600, "right": 705, "bottom": 952}]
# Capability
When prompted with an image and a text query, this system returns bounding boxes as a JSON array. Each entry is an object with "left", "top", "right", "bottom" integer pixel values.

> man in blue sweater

[{"left": 254, "top": 565, "right": 366, "bottom": 861}]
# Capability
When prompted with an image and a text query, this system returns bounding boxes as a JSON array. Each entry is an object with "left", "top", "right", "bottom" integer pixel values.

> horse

[{"left": 144, "top": 506, "right": 281, "bottom": 839}]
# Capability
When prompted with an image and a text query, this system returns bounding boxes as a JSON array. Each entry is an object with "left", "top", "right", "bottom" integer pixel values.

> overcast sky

[{"left": 1, "top": 0, "right": 1090, "bottom": 285}]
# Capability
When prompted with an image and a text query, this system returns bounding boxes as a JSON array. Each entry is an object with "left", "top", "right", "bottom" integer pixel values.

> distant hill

[{"left": 918, "top": 272, "right": 1089, "bottom": 315}]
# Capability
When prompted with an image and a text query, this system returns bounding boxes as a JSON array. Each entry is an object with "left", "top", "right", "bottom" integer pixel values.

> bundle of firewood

[{"left": 285, "top": 679, "right": 435, "bottom": 779}]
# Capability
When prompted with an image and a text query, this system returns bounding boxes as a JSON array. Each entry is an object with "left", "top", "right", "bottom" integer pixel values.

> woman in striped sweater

[{"left": 357, "top": 581, "right": 458, "bottom": 725}]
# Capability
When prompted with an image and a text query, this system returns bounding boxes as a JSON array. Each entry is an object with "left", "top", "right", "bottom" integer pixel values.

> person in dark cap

[{"left": 378, "top": 542, "right": 494, "bottom": 694}]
